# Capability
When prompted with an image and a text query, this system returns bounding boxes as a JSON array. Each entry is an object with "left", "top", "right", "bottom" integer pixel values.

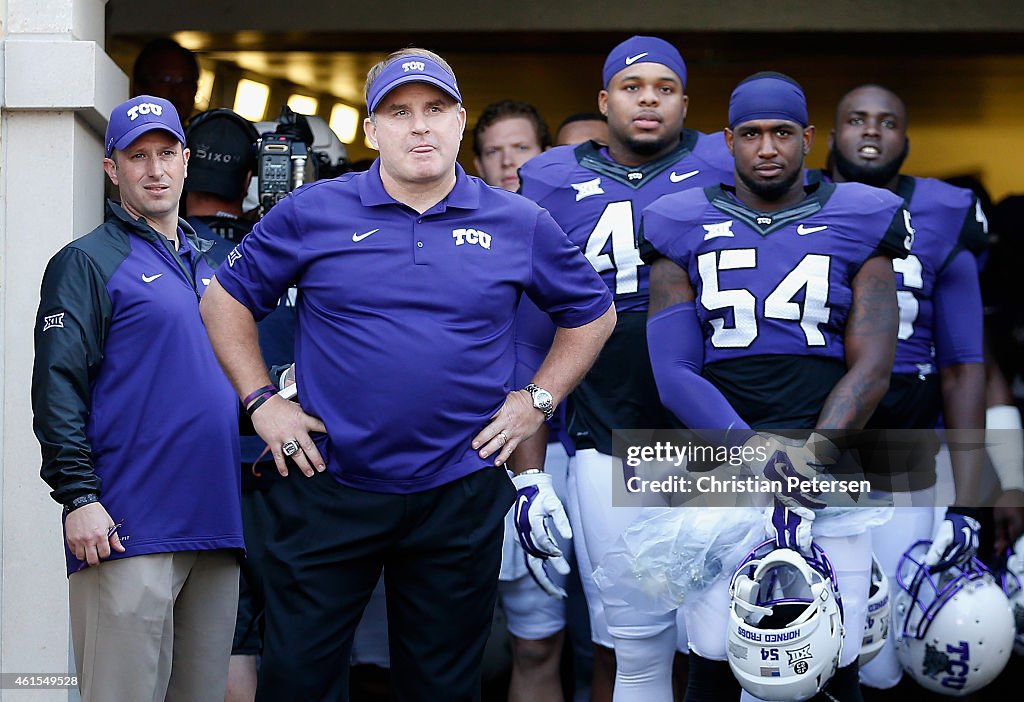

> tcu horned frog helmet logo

[{"left": 894, "top": 540, "right": 1015, "bottom": 696}]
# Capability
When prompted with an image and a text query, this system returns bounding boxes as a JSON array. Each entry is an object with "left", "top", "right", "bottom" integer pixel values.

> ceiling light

[
  {"left": 233, "top": 79, "right": 269, "bottom": 121},
  {"left": 194, "top": 68, "right": 215, "bottom": 112},
  {"left": 286, "top": 94, "right": 319, "bottom": 116},
  {"left": 329, "top": 103, "right": 360, "bottom": 144}
]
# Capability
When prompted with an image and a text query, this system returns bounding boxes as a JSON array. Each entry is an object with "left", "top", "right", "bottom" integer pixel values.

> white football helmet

[
  {"left": 894, "top": 539, "right": 1015, "bottom": 696},
  {"left": 860, "top": 553, "right": 891, "bottom": 665},
  {"left": 997, "top": 534, "right": 1024, "bottom": 655},
  {"left": 728, "top": 540, "right": 844, "bottom": 702}
]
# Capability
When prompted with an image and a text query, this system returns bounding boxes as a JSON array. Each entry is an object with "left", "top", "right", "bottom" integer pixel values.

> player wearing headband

[
  {"left": 642, "top": 72, "right": 912, "bottom": 701},
  {"left": 517, "top": 35, "right": 734, "bottom": 701}
]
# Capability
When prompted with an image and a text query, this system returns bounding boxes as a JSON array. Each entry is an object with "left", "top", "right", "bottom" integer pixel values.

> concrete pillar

[{"left": 1, "top": 1, "right": 125, "bottom": 698}]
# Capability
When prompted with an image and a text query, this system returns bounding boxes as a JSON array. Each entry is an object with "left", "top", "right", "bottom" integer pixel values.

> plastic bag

[{"left": 594, "top": 506, "right": 765, "bottom": 615}]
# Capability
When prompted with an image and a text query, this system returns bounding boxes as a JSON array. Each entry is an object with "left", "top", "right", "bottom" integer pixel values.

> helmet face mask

[
  {"left": 998, "top": 535, "right": 1024, "bottom": 656},
  {"left": 860, "top": 554, "right": 891, "bottom": 666},
  {"left": 894, "top": 539, "right": 1015, "bottom": 697},
  {"left": 727, "top": 540, "right": 844, "bottom": 702}
]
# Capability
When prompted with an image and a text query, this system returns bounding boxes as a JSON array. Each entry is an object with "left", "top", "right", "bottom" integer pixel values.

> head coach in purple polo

[{"left": 200, "top": 48, "right": 615, "bottom": 700}]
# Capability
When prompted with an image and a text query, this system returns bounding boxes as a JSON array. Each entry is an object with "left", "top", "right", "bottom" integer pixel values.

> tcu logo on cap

[
  {"left": 452, "top": 228, "right": 491, "bottom": 250},
  {"left": 127, "top": 102, "right": 163, "bottom": 121},
  {"left": 402, "top": 61, "right": 426, "bottom": 72}
]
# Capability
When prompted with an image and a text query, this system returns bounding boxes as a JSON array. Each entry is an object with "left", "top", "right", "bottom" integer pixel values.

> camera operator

[
  {"left": 184, "top": 108, "right": 297, "bottom": 702},
  {"left": 184, "top": 109, "right": 259, "bottom": 248},
  {"left": 186, "top": 106, "right": 353, "bottom": 702}
]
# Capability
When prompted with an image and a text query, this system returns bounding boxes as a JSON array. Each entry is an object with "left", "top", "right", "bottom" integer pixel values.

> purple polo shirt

[{"left": 215, "top": 162, "right": 611, "bottom": 493}]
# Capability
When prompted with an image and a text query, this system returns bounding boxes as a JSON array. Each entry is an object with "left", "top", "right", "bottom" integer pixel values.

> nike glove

[
  {"left": 925, "top": 510, "right": 981, "bottom": 571},
  {"left": 754, "top": 432, "right": 839, "bottom": 513},
  {"left": 524, "top": 552, "right": 569, "bottom": 599},
  {"left": 766, "top": 500, "right": 815, "bottom": 554},
  {"left": 512, "top": 470, "right": 572, "bottom": 598}
]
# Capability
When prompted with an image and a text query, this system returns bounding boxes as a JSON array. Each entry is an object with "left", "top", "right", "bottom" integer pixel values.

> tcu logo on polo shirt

[
  {"left": 452, "top": 228, "right": 491, "bottom": 250},
  {"left": 127, "top": 102, "right": 163, "bottom": 120},
  {"left": 402, "top": 61, "right": 426, "bottom": 72}
]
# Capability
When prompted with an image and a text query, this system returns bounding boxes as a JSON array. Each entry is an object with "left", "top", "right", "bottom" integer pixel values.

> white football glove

[
  {"left": 512, "top": 470, "right": 572, "bottom": 599},
  {"left": 925, "top": 511, "right": 981, "bottom": 571},
  {"left": 524, "top": 552, "right": 569, "bottom": 599},
  {"left": 766, "top": 500, "right": 815, "bottom": 554}
]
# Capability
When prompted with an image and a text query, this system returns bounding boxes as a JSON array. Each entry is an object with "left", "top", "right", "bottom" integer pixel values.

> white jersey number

[
  {"left": 583, "top": 201, "right": 642, "bottom": 295},
  {"left": 892, "top": 254, "right": 923, "bottom": 341},
  {"left": 697, "top": 249, "right": 832, "bottom": 348}
]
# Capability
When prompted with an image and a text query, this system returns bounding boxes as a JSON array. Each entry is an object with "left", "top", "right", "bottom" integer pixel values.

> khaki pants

[{"left": 70, "top": 550, "right": 239, "bottom": 702}]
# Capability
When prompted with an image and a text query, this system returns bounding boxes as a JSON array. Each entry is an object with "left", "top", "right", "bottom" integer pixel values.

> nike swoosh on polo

[
  {"left": 141, "top": 273, "right": 163, "bottom": 283},
  {"left": 670, "top": 170, "right": 700, "bottom": 183},
  {"left": 797, "top": 224, "right": 828, "bottom": 236},
  {"left": 352, "top": 228, "right": 381, "bottom": 242},
  {"left": 625, "top": 52, "right": 649, "bottom": 65}
]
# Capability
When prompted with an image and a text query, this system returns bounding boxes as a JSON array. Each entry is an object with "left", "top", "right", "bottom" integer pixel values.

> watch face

[{"left": 534, "top": 388, "right": 553, "bottom": 407}]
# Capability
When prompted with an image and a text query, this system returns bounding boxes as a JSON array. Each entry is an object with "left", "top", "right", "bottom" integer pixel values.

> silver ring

[
  {"left": 282, "top": 439, "right": 300, "bottom": 457},
  {"left": 497, "top": 431, "right": 508, "bottom": 447}
]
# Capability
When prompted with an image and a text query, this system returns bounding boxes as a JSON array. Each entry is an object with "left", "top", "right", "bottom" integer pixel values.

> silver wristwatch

[{"left": 524, "top": 383, "right": 555, "bottom": 421}]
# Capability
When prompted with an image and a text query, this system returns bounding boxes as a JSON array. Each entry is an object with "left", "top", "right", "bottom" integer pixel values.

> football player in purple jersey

[
  {"left": 825, "top": 84, "right": 1007, "bottom": 700},
  {"left": 517, "top": 34, "right": 733, "bottom": 701},
  {"left": 642, "top": 72, "right": 912, "bottom": 702}
]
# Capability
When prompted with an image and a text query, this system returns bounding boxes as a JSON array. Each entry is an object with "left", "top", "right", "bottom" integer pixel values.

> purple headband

[
  {"left": 728, "top": 73, "right": 808, "bottom": 129},
  {"left": 602, "top": 35, "right": 687, "bottom": 88},
  {"left": 366, "top": 55, "right": 462, "bottom": 113},
  {"left": 105, "top": 95, "right": 185, "bottom": 157}
]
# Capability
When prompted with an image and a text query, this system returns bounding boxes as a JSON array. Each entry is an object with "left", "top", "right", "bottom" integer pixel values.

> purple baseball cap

[
  {"left": 104, "top": 95, "right": 186, "bottom": 157},
  {"left": 366, "top": 55, "right": 462, "bottom": 114},
  {"left": 728, "top": 72, "right": 808, "bottom": 129},
  {"left": 602, "top": 36, "right": 687, "bottom": 88}
]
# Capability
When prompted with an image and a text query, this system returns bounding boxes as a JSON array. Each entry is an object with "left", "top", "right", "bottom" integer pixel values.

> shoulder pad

[
  {"left": 911, "top": 177, "right": 989, "bottom": 258},
  {"left": 690, "top": 130, "right": 733, "bottom": 174},
  {"left": 518, "top": 144, "right": 584, "bottom": 201}
]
